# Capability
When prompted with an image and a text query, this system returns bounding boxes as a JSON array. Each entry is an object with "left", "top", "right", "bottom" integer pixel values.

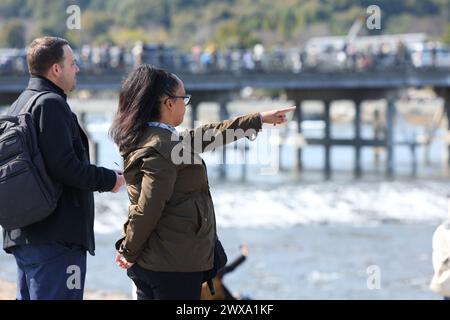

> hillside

[{"left": 0, "top": 0, "right": 449, "bottom": 49}]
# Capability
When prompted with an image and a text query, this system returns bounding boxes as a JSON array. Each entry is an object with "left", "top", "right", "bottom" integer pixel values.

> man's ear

[{"left": 49, "top": 63, "right": 60, "bottom": 77}]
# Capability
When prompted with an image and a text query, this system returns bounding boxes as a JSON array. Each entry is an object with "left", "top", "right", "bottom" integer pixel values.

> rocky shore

[{"left": 0, "top": 279, "right": 131, "bottom": 300}]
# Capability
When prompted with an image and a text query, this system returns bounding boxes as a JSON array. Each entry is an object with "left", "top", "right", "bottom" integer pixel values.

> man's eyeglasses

[{"left": 166, "top": 94, "right": 191, "bottom": 105}]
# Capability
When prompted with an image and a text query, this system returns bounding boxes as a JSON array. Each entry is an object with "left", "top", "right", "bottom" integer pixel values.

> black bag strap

[
  {"left": 19, "top": 91, "right": 53, "bottom": 114},
  {"left": 0, "top": 94, "right": 43, "bottom": 146},
  {"left": 13, "top": 91, "right": 53, "bottom": 154},
  {"left": 207, "top": 279, "right": 216, "bottom": 296}
]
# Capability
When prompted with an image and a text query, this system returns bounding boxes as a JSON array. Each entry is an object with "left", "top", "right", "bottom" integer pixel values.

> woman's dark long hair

[{"left": 109, "top": 64, "right": 180, "bottom": 154}]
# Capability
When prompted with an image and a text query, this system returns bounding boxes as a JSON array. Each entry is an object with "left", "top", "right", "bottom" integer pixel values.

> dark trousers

[
  {"left": 11, "top": 242, "right": 87, "bottom": 300},
  {"left": 127, "top": 263, "right": 204, "bottom": 300}
]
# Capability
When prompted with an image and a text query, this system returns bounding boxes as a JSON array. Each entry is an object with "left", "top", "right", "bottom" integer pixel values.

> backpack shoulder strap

[{"left": 19, "top": 91, "right": 53, "bottom": 115}]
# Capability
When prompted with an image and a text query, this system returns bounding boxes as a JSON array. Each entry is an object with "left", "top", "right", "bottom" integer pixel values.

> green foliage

[
  {"left": 385, "top": 13, "right": 414, "bottom": 35},
  {"left": 213, "top": 22, "right": 261, "bottom": 49},
  {"left": 0, "top": 20, "right": 26, "bottom": 48},
  {"left": 0, "top": 0, "right": 448, "bottom": 49},
  {"left": 443, "top": 24, "right": 450, "bottom": 45},
  {"left": 82, "top": 12, "right": 115, "bottom": 39},
  {"left": 109, "top": 28, "right": 153, "bottom": 46},
  {"left": 0, "top": 0, "right": 28, "bottom": 18}
]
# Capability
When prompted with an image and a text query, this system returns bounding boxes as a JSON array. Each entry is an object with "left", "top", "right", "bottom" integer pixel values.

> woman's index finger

[{"left": 277, "top": 106, "right": 297, "bottom": 114}]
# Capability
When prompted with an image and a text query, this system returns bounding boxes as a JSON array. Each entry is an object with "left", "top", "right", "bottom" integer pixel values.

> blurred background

[{"left": 1, "top": 0, "right": 450, "bottom": 299}]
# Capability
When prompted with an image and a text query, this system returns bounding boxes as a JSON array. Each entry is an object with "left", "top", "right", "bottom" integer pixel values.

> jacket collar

[
  {"left": 27, "top": 75, "right": 67, "bottom": 100},
  {"left": 123, "top": 126, "right": 181, "bottom": 164}
]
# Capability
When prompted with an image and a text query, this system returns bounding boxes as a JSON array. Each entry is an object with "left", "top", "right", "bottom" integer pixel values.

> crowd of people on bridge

[{"left": 1, "top": 38, "right": 449, "bottom": 76}]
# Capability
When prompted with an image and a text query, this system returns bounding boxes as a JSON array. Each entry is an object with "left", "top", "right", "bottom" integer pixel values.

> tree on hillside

[
  {"left": 214, "top": 22, "right": 261, "bottom": 49},
  {"left": 0, "top": 20, "right": 26, "bottom": 48},
  {"left": 443, "top": 24, "right": 450, "bottom": 45}
]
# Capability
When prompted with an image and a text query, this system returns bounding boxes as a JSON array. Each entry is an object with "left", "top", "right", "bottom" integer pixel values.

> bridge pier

[
  {"left": 354, "top": 99, "right": 362, "bottom": 178},
  {"left": 295, "top": 101, "right": 303, "bottom": 172},
  {"left": 410, "top": 133, "right": 418, "bottom": 177},
  {"left": 79, "top": 112, "right": 98, "bottom": 165},
  {"left": 278, "top": 120, "right": 288, "bottom": 173},
  {"left": 373, "top": 109, "right": 383, "bottom": 170},
  {"left": 190, "top": 103, "right": 198, "bottom": 130},
  {"left": 386, "top": 98, "right": 396, "bottom": 177},
  {"left": 240, "top": 140, "right": 249, "bottom": 182},
  {"left": 219, "top": 101, "right": 230, "bottom": 180},
  {"left": 324, "top": 100, "right": 331, "bottom": 180}
]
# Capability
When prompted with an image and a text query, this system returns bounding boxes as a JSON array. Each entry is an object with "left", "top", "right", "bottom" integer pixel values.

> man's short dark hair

[{"left": 27, "top": 37, "right": 69, "bottom": 76}]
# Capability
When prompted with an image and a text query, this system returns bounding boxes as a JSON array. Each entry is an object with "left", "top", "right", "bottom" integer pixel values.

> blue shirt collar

[{"left": 147, "top": 121, "right": 178, "bottom": 135}]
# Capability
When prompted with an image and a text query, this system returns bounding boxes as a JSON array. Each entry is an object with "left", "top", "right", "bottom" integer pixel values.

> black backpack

[{"left": 0, "top": 92, "right": 62, "bottom": 230}]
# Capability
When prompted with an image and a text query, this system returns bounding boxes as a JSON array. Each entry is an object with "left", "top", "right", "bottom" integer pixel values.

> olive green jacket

[{"left": 117, "top": 113, "right": 262, "bottom": 272}]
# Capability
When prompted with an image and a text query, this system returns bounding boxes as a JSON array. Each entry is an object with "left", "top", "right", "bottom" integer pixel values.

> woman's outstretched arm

[{"left": 183, "top": 106, "right": 296, "bottom": 153}]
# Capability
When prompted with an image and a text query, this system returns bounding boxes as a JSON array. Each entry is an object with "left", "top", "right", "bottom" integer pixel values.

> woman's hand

[
  {"left": 260, "top": 106, "right": 296, "bottom": 126},
  {"left": 111, "top": 171, "right": 126, "bottom": 193},
  {"left": 115, "top": 252, "right": 135, "bottom": 269},
  {"left": 240, "top": 244, "right": 249, "bottom": 257}
]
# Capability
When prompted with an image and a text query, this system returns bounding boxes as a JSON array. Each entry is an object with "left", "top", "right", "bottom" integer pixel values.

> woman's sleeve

[
  {"left": 119, "top": 152, "right": 177, "bottom": 263},
  {"left": 183, "top": 113, "right": 263, "bottom": 153}
]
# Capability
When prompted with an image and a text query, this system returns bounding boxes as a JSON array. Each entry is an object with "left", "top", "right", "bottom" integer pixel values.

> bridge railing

[{"left": 1, "top": 47, "right": 449, "bottom": 76}]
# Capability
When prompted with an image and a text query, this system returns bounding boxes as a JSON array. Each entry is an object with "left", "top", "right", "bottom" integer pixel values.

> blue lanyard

[{"left": 147, "top": 122, "right": 178, "bottom": 135}]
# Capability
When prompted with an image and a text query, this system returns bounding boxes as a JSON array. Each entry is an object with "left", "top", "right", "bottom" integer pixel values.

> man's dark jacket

[{"left": 2, "top": 76, "right": 116, "bottom": 255}]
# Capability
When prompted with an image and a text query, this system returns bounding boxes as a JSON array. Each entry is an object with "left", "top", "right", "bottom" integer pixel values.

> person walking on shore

[
  {"left": 201, "top": 244, "right": 250, "bottom": 300},
  {"left": 430, "top": 217, "right": 450, "bottom": 300},
  {"left": 2, "top": 37, "right": 125, "bottom": 300},
  {"left": 111, "top": 64, "right": 295, "bottom": 300}
]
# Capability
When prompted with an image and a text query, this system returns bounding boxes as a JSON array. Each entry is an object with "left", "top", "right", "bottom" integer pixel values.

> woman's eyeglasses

[{"left": 166, "top": 94, "right": 191, "bottom": 105}]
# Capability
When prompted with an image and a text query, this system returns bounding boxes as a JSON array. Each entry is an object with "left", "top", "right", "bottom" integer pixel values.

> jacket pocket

[
  {"left": 193, "top": 198, "right": 209, "bottom": 235},
  {"left": 160, "top": 198, "right": 200, "bottom": 235}
]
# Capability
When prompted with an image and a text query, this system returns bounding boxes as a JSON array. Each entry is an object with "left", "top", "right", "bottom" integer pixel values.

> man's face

[{"left": 58, "top": 45, "right": 79, "bottom": 93}]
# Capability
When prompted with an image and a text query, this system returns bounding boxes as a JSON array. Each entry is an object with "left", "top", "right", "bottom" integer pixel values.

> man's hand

[
  {"left": 260, "top": 106, "right": 296, "bottom": 126},
  {"left": 115, "top": 252, "right": 134, "bottom": 269},
  {"left": 111, "top": 170, "right": 125, "bottom": 193}
]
